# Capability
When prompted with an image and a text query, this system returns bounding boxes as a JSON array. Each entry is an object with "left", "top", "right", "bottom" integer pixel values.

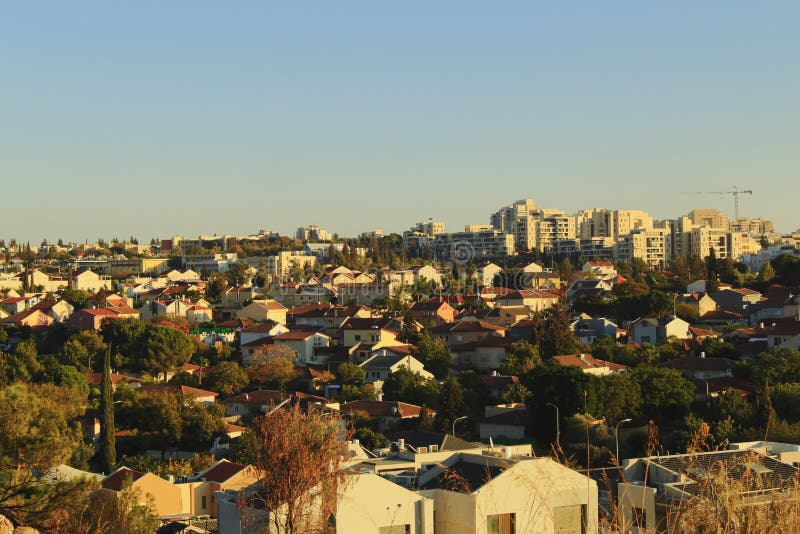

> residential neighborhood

[{"left": 1, "top": 201, "right": 800, "bottom": 533}]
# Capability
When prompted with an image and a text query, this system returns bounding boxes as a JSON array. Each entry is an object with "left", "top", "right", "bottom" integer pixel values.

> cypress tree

[{"left": 100, "top": 345, "right": 116, "bottom": 474}]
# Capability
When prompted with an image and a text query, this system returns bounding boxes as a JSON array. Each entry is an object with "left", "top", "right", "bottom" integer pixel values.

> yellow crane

[{"left": 680, "top": 186, "right": 753, "bottom": 220}]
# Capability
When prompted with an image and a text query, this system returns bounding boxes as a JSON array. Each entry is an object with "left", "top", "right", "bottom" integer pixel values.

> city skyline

[{"left": 2, "top": 2, "right": 799, "bottom": 241}]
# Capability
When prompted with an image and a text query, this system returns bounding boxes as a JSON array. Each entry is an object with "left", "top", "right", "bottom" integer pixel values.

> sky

[{"left": 1, "top": 2, "right": 799, "bottom": 243}]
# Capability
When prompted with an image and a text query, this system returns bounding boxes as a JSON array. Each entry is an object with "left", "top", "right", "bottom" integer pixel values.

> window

[
  {"left": 378, "top": 525, "right": 410, "bottom": 534},
  {"left": 201, "top": 496, "right": 207, "bottom": 509},
  {"left": 487, "top": 513, "right": 516, "bottom": 534},
  {"left": 355, "top": 335, "right": 362, "bottom": 341},
  {"left": 553, "top": 504, "right": 587, "bottom": 534},
  {"left": 631, "top": 505, "right": 647, "bottom": 529}
]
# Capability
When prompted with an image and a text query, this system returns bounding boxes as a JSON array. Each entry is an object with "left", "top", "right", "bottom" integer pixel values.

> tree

[
  {"left": 100, "top": 347, "right": 116, "bottom": 474},
  {"left": 61, "top": 329, "right": 107, "bottom": 371},
  {"left": 132, "top": 325, "right": 195, "bottom": 380},
  {"left": 412, "top": 329, "right": 452, "bottom": 378},
  {"left": 247, "top": 404, "right": 348, "bottom": 534},
  {"left": 247, "top": 348, "right": 298, "bottom": 392},
  {"left": 60, "top": 287, "right": 88, "bottom": 310},
  {"left": 435, "top": 377, "right": 464, "bottom": 433},
  {"left": 499, "top": 341, "right": 541, "bottom": 375},
  {"left": 0, "top": 383, "right": 92, "bottom": 527},
  {"left": 208, "top": 361, "right": 249, "bottom": 396},
  {"left": 335, "top": 362, "right": 366, "bottom": 386},
  {"left": 531, "top": 305, "right": 583, "bottom": 358},
  {"left": 381, "top": 367, "right": 440, "bottom": 408},
  {"left": 631, "top": 367, "right": 694, "bottom": 420},
  {"left": 500, "top": 382, "right": 531, "bottom": 404}
]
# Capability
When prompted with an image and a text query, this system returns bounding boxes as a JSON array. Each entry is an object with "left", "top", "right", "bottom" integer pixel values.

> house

[
  {"left": 581, "top": 261, "right": 618, "bottom": 282},
  {"left": 360, "top": 353, "right": 433, "bottom": 385},
  {"left": 430, "top": 321, "right": 506, "bottom": 348},
  {"left": 479, "top": 404, "right": 528, "bottom": 440},
  {"left": 553, "top": 353, "right": 629, "bottom": 375},
  {"left": 660, "top": 355, "right": 736, "bottom": 379},
  {"left": 69, "top": 306, "right": 140, "bottom": 330},
  {"left": 629, "top": 316, "right": 691, "bottom": 345},
  {"left": 483, "top": 306, "right": 531, "bottom": 328},
  {"left": 273, "top": 330, "right": 332, "bottom": 365},
  {"left": 341, "top": 321, "right": 400, "bottom": 362},
  {"left": 618, "top": 450, "right": 798, "bottom": 533},
  {"left": 450, "top": 338, "right": 514, "bottom": 371},
  {"left": 223, "top": 390, "right": 328, "bottom": 417},
  {"left": 340, "top": 400, "right": 433, "bottom": 432},
  {"left": 472, "top": 261, "right": 501, "bottom": 288},
  {"left": 0, "top": 295, "right": 38, "bottom": 315},
  {"left": 570, "top": 315, "right": 620, "bottom": 345},
  {"left": 100, "top": 467, "right": 183, "bottom": 517},
  {"left": 137, "top": 383, "right": 219, "bottom": 405},
  {"left": 410, "top": 298, "right": 457, "bottom": 327},
  {"left": 237, "top": 299, "right": 288, "bottom": 325},
  {"left": 711, "top": 287, "right": 763, "bottom": 315},
  {"left": 493, "top": 289, "right": 560, "bottom": 313},
  {"left": 566, "top": 279, "right": 613, "bottom": 301},
  {"left": 85, "top": 372, "right": 143, "bottom": 390},
  {"left": 72, "top": 268, "right": 113, "bottom": 292},
  {"left": 30, "top": 298, "right": 74, "bottom": 322},
  {"left": 755, "top": 320, "right": 800, "bottom": 350},
  {"left": 217, "top": 470, "right": 433, "bottom": 534},
  {"left": 481, "top": 374, "right": 520, "bottom": 399},
  {"left": 1, "top": 308, "right": 54, "bottom": 329},
  {"left": 189, "top": 459, "right": 259, "bottom": 517},
  {"left": 239, "top": 320, "right": 290, "bottom": 346},
  {"left": 222, "top": 286, "right": 256, "bottom": 308},
  {"left": 677, "top": 292, "right": 717, "bottom": 317},
  {"left": 418, "top": 453, "right": 598, "bottom": 534}
]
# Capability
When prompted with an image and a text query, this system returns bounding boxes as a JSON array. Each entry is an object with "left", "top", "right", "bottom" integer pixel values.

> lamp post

[
  {"left": 546, "top": 402, "right": 560, "bottom": 451},
  {"left": 615, "top": 418, "right": 633, "bottom": 466},
  {"left": 452, "top": 416, "right": 468, "bottom": 438}
]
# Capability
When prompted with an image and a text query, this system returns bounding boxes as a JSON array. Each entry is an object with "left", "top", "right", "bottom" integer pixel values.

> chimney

[{"left": 700, "top": 352, "right": 706, "bottom": 359}]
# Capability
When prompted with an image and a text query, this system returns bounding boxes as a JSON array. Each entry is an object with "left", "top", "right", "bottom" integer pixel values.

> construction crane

[{"left": 680, "top": 186, "right": 753, "bottom": 220}]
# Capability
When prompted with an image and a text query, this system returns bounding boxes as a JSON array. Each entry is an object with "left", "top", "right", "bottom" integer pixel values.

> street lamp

[
  {"left": 700, "top": 378, "right": 710, "bottom": 397},
  {"left": 452, "top": 416, "right": 468, "bottom": 438},
  {"left": 545, "top": 403, "right": 560, "bottom": 451},
  {"left": 615, "top": 418, "right": 633, "bottom": 466}
]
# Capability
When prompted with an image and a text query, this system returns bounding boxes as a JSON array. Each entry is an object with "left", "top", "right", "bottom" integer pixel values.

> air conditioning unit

[{"left": 417, "top": 446, "right": 428, "bottom": 454}]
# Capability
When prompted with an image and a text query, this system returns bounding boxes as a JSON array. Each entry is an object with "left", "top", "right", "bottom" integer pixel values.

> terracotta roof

[
  {"left": 197, "top": 459, "right": 246, "bottom": 483},
  {"left": 553, "top": 353, "right": 628, "bottom": 372},
  {"left": 341, "top": 400, "right": 432, "bottom": 418},
  {"left": 274, "top": 331, "right": 317, "bottom": 341},
  {"left": 85, "top": 372, "right": 143, "bottom": 386},
  {"left": 689, "top": 326, "right": 721, "bottom": 339},
  {"left": 241, "top": 321, "right": 281, "bottom": 333},
  {"left": 137, "top": 384, "right": 218, "bottom": 398},
  {"left": 102, "top": 467, "right": 146, "bottom": 491}
]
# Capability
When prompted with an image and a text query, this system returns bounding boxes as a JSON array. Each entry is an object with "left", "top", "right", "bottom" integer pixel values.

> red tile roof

[
  {"left": 341, "top": 400, "right": 432, "bottom": 418},
  {"left": 102, "top": 467, "right": 146, "bottom": 491},
  {"left": 198, "top": 459, "right": 246, "bottom": 483}
]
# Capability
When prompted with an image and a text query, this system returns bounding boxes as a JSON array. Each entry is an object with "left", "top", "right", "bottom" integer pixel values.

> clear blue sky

[{"left": 2, "top": 2, "right": 798, "bottom": 243}]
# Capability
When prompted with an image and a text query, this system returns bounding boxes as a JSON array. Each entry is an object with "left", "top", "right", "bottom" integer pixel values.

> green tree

[
  {"left": 499, "top": 341, "right": 542, "bottom": 375},
  {"left": 335, "top": 362, "right": 366, "bottom": 386},
  {"left": 631, "top": 367, "right": 694, "bottom": 420},
  {"left": 208, "top": 361, "right": 249, "bottom": 396},
  {"left": 532, "top": 305, "right": 583, "bottom": 358},
  {"left": 412, "top": 329, "right": 452, "bottom": 378},
  {"left": 435, "top": 377, "right": 464, "bottom": 433},
  {"left": 60, "top": 286, "right": 88, "bottom": 310},
  {"left": 100, "top": 347, "right": 116, "bottom": 474},
  {"left": 132, "top": 325, "right": 195, "bottom": 380},
  {"left": 381, "top": 367, "right": 440, "bottom": 407}
]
